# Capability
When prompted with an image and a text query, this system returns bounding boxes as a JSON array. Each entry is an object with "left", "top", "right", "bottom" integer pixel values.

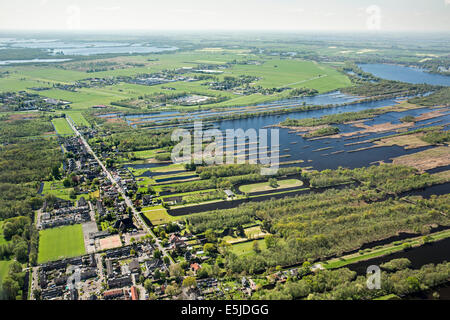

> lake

[
  {"left": 0, "top": 58, "right": 72, "bottom": 65},
  {"left": 358, "top": 63, "right": 450, "bottom": 86},
  {"left": 0, "top": 38, "right": 178, "bottom": 56}
]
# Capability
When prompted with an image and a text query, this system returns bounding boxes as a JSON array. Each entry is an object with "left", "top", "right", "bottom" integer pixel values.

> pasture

[
  {"left": 51, "top": 118, "right": 75, "bottom": 136},
  {"left": 0, "top": 51, "right": 352, "bottom": 113},
  {"left": 239, "top": 179, "right": 304, "bottom": 194},
  {"left": 230, "top": 239, "right": 267, "bottom": 257},
  {"left": 142, "top": 206, "right": 179, "bottom": 226}
]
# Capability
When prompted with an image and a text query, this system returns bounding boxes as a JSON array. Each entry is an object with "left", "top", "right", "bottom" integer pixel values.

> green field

[
  {"left": 142, "top": 206, "right": 179, "bottom": 226},
  {"left": 324, "top": 229, "right": 450, "bottom": 270},
  {"left": 66, "top": 112, "right": 90, "bottom": 127},
  {"left": 38, "top": 224, "right": 86, "bottom": 264},
  {"left": 0, "top": 221, "right": 9, "bottom": 246},
  {"left": 0, "top": 51, "right": 352, "bottom": 113},
  {"left": 230, "top": 239, "right": 267, "bottom": 257},
  {"left": 42, "top": 181, "right": 83, "bottom": 201},
  {"left": 0, "top": 260, "right": 12, "bottom": 299},
  {"left": 51, "top": 118, "right": 75, "bottom": 136},
  {"left": 239, "top": 179, "right": 303, "bottom": 194}
]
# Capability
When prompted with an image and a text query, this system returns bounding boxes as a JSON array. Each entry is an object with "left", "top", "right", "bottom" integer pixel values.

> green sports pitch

[{"left": 38, "top": 224, "right": 86, "bottom": 264}]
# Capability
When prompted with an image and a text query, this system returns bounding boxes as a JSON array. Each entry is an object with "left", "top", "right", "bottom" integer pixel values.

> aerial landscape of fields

[{"left": 0, "top": 0, "right": 449, "bottom": 313}]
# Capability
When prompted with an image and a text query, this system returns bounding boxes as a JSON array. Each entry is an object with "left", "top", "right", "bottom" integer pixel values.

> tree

[
  {"left": 265, "top": 235, "right": 277, "bottom": 249},
  {"left": 69, "top": 189, "right": 77, "bottom": 200},
  {"left": 13, "top": 242, "right": 28, "bottom": 263},
  {"left": 182, "top": 276, "right": 197, "bottom": 288},
  {"left": 269, "top": 178, "right": 278, "bottom": 188},
  {"left": 2, "top": 276, "right": 20, "bottom": 300},
  {"left": 63, "top": 178, "right": 71, "bottom": 188},
  {"left": 52, "top": 166, "right": 61, "bottom": 180},
  {"left": 236, "top": 225, "right": 245, "bottom": 238},
  {"left": 144, "top": 279, "right": 153, "bottom": 293},
  {"left": 2, "top": 222, "right": 15, "bottom": 240},
  {"left": 253, "top": 240, "right": 261, "bottom": 253},
  {"left": 153, "top": 250, "right": 162, "bottom": 259},
  {"left": 9, "top": 261, "right": 23, "bottom": 275},
  {"left": 204, "top": 243, "right": 215, "bottom": 255},
  {"left": 165, "top": 284, "right": 180, "bottom": 297},
  {"left": 204, "top": 229, "right": 217, "bottom": 243},
  {"left": 407, "top": 276, "right": 421, "bottom": 292},
  {"left": 153, "top": 268, "right": 162, "bottom": 280},
  {"left": 169, "top": 263, "right": 184, "bottom": 279}
]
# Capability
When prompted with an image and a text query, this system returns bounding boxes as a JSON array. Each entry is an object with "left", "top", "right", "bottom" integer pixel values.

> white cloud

[
  {"left": 293, "top": 8, "right": 305, "bottom": 14},
  {"left": 97, "top": 6, "right": 121, "bottom": 12}
]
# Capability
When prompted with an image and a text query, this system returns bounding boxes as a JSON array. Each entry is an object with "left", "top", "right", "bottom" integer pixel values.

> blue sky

[{"left": 0, "top": 0, "right": 449, "bottom": 31}]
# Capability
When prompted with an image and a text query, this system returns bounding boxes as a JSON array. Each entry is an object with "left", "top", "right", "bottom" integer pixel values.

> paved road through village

[{"left": 66, "top": 117, "right": 173, "bottom": 264}]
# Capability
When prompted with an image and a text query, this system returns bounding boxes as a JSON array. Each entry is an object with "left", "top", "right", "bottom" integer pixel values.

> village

[
  {"left": 0, "top": 91, "right": 71, "bottom": 112},
  {"left": 28, "top": 128, "right": 311, "bottom": 300}
]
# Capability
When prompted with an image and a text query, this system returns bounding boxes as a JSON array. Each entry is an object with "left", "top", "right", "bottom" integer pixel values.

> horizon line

[{"left": 0, "top": 29, "right": 449, "bottom": 34}]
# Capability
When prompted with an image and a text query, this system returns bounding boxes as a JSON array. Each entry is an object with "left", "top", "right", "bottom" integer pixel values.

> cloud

[
  {"left": 292, "top": 8, "right": 305, "bottom": 14},
  {"left": 97, "top": 6, "right": 121, "bottom": 12},
  {"left": 446, "top": 0, "right": 450, "bottom": 6}
]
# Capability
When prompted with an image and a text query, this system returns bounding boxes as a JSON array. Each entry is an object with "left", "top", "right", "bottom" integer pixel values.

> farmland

[
  {"left": 0, "top": 51, "right": 352, "bottom": 114},
  {"left": 0, "top": 31, "right": 449, "bottom": 302},
  {"left": 51, "top": 118, "right": 75, "bottom": 136},
  {"left": 239, "top": 179, "right": 304, "bottom": 194}
]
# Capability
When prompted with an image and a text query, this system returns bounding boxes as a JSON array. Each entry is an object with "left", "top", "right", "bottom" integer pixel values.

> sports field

[{"left": 38, "top": 224, "right": 86, "bottom": 264}]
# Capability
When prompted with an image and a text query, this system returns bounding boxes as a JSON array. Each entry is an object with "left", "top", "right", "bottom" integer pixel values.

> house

[
  {"left": 130, "top": 286, "right": 139, "bottom": 301},
  {"left": 169, "top": 234, "right": 186, "bottom": 250},
  {"left": 190, "top": 263, "right": 201, "bottom": 275},
  {"left": 184, "top": 251, "right": 192, "bottom": 262},
  {"left": 224, "top": 189, "right": 235, "bottom": 199},
  {"left": 41, "top": 212, "right": 51, "bottom": 221},
  {"left": 108, "top": 275, "right": 132, "bottom": 289},
  {"left": 69, "top": 288, "right": 79, "bottom": 300},
  {"left": 106, "top": 259, "right": 114, "bottom": 278},
  {"left": 80, "top": 269, "right": 97, "bottom": 281},
  {"left": 249, "top": 279, "right": 257, "bottom": 291},
  {"left": 142, "top": 195, "right": 154, "bottom": 206},
  {"left": 129, "top": 259, "right": 140, "bottom": 274},
  {"left": 96, "top": 200, "right": 106, "bottom": 216},
  {"left": 77, "top": 197, "right": 87, "bottom": 208},
  {"left": 103, "top": 289, "right": 124, "bottom": 300},
  {"left": 41, "top": 286, "right": 64, "bottom": 300}
]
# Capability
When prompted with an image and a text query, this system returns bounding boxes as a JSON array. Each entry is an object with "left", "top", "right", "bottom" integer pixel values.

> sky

[{"left": 0, "top": 0, "right": 449, "bottom": 32}]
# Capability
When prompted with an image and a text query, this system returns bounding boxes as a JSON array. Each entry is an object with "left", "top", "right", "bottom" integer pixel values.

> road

[{"left": 66, "top": 117, "right": 172, "bottom": 264}]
